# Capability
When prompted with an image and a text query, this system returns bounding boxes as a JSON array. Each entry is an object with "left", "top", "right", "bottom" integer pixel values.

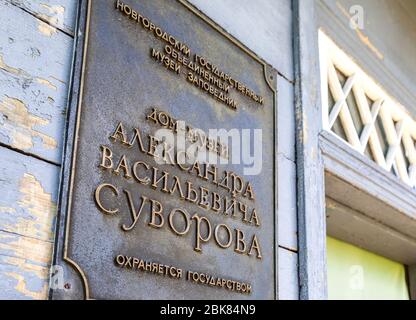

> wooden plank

[
  {"left": 321, "top": 131, "right": 416, "bottom": 237},
  {"left": 277, "top": 71, "right": 297, "bottom": 251},
  {"left": 317, "top": 0, "right": 416, "bottom": 118},
  {"left": 0, "top": 146, "right": 59, "bottom": 299},
  {"left": 293, "top": 0, "right": 327, "bottom": 300},
  {"left": 0, "top": 146, "right": 59, "bottom": 242},
  {"left": 0, "top": 240, "right": 53, "bottom": 303},
  {"left": 0, "top": 147, "right": 59, "bottom": 299},
  {"left": 278, "top": 154, "right": 297, "bottom": 251},
  {"left": 278, "top": 75, "right": 295, "bottom": 162},
  {"left": 6, "top": 0, "right": 77, "bottom": 35},
  {"left": 278, "top": 247, "right": 299, "bottom": 300},
  {"left": 189, "top": 0, "right": 294, "bottom": 81},
  {"left": 0, "top": 0, "right": 74, "bottom": 164}
]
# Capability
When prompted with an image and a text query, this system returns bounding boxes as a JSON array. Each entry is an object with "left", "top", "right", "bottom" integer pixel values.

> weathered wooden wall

[
  {"left": 317, "top": 0, "right": 416, "bottom": 117},
  {"left": 0, "top": 0, "right": 76, "bottom": 299},
  {"left": 317, "top": 0, "right": 416, "bottom": 299}
]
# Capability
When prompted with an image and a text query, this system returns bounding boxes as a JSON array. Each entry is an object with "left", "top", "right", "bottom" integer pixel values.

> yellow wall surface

[{"left": 327, "top": 237, "right": 409, "bottom": 300}]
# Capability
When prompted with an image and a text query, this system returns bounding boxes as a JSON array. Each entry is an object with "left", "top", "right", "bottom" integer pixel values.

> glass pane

[{"left": 327, "top": 236, "right": 409, "bottom": 300}]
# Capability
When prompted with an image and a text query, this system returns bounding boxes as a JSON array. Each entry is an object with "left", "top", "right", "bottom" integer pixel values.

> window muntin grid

[{"left": 319, "top": 32, "right": 416, "bottom": 188}]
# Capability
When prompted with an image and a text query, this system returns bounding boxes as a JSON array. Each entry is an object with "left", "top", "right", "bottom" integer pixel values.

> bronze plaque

[{"left": 52, "top": 0, "right": 278, "bottom": 300}]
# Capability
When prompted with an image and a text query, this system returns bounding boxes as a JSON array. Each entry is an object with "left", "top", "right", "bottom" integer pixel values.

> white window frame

[{"left": 319, "top": 31, "right": 416, "bottom": 188}]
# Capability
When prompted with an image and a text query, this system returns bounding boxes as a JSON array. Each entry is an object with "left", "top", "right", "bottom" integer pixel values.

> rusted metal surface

[{"left": 52, "top": 0, "right": 278, "bottom": 300}]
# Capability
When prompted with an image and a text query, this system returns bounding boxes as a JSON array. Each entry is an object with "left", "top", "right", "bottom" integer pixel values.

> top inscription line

[{"left": 115, "top": 0, "right": 265, "bottom": 108}]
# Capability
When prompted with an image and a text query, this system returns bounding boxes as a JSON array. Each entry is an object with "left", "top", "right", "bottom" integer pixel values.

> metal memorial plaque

[{"left": 52, "top": 0, "right": 278, "bottom": 300}]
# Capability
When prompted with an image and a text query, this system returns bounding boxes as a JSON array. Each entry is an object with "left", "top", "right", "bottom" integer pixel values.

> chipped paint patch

[
  {"left": 16, "top": 173, "right": 57, "bottom": 240},
  {"left": 0, "top": 54, "right": 30, "bottom": 78},
  {"left": 15, "top": 173, "right": 57, "bottom": 241},
  {"left": 3, "top": 254, "right": 50, "bottom": 299},
  {"left": 36, "top": 78, "right": 57, "bottom": 91},
  {"left": 0, "top": 96, "right": 57, "bottom": 150},
  {"left": 354, "top": 30, "right": 384, "bottom": 60},
  {"left": 336, "top": 2, "right": 384, "bottom": 60},
  {"left": 326, "top": 200, "right": 337, "bottom": 210},
  {"left": 0, "top": 234, "right": 52, "bottom": 300},
  {"left": 0, "top": 207, "right": 16, "bottom": 214},
  {"left": 0, "top": 54, "right": 58, "bottom": 91},
  {"left": 50, "top": 75, "right": 66, "bottom": 85},
  {"left": 38, "top": 20, "right": 57, "bottom": 37},
  {"left": 5, "top": 272, "right": 47, "bottom": 299},
  {"left": 39, "top": 4, "right": 66, "bottom": 30},
  {"left": 0, "top": 150, "right": 58, "bottom": 299},
  {"left": 0, "top": 232, "right": 53, "bottom": 266}
]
